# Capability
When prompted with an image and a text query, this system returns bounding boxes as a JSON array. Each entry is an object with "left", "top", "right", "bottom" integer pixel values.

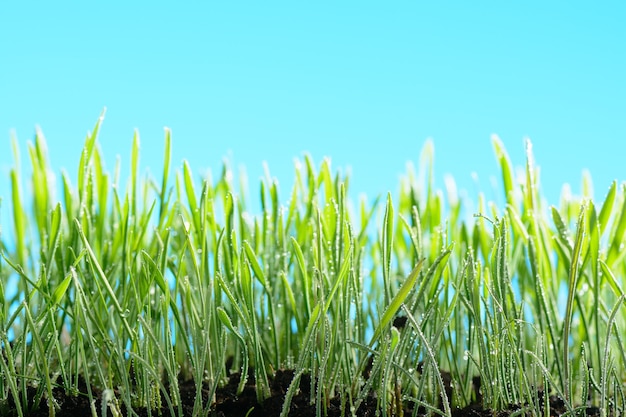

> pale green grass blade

[
  {"left": 28, "top": 132, "right": 52, "bottom": 242},
  {"left": 77, "top": 109, "right": 104, "bottom": 203},
  {"left": 9, "top": 133, "right": 27, "bottom": 267},
  {"left": 159, "top": 128, "right": 172, "bottom": 224},
  {"left": 492, "top": 134, "right": 516, "bottom": 207},
  {"left": 598, "top": 180, "right": 616, "bottom": 236},
  {"left": 50, "top": 273, "right": 72, "bottom": 307},
  {"left": 551, "top": 206, "right": 573, "bottom": 251},
  {"left": 369, "top": 259, "right": 424, "bottom": 349},
  {"left": 382, "top": 192, "right": 394, "bottom": 305},
  {"left": 10, "top": 168, "right": 26, "bottom": 266},
  {"left": 130, "top": 129, "right": 140, "bottom": 218},
  {"left": 599, "top": 260, "right": 624, "bottom": 299},
  {"left": 607, "top": 184, "right": 626, "bottom": 265},
  {"left": 290, "top": 236, "right": 312, "bottom": 321},
  {"left": 562, "top": 203, "right": 586, "bottom": 403},
  {"left": 523, "top": 139, "right": 538, "bottom": 212},
  {"left": 45, "top": 203, "right": 62, "bottom": 266},
  {"left": 243, "top": 241, "right": 266, "bottom": 288},
  {"left": 182, "top": 160, "right": 200, "bottom": 233}
]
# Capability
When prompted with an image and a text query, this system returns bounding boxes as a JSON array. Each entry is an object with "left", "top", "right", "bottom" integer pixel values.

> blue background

[{"left": 1, "top": 2, "right": 624, "bottom": 226}]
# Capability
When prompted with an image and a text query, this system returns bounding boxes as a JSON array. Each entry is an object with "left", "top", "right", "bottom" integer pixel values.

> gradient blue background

[{"left": 1, "top": 2, "right": 625, "bottom": 225}]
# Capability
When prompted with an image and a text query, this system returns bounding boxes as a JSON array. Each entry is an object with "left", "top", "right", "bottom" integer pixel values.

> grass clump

[{"left": 1, "top": 113, "right": 626, "bottom": 417}]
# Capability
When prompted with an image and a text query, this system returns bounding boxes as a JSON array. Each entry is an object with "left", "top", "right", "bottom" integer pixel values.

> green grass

[{"left": 1, "top": 113, "right": 626, "bottom": 417}]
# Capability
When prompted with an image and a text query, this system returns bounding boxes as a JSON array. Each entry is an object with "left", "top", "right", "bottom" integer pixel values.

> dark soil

[{"left": 6, "top": 368, "right": 603, "bottom": 417}]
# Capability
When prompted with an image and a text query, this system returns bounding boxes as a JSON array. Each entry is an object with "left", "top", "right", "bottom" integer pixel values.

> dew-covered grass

[{"left": 1, "top": 112, "right": 626, "bottom": 417}]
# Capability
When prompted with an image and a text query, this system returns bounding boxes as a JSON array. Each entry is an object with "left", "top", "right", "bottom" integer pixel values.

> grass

[{"left": 1, "top": 112, "right": 626, "bottom": 417}]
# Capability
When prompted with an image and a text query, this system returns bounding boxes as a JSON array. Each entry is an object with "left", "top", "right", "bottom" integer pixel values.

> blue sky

[{"left": 1, "top": 2, "right": 625, "bottom": 222}]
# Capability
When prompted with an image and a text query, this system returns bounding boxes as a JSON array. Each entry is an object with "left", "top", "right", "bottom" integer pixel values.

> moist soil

[{"left": 6, "top": 367, "right": 603, "bottom": 417}]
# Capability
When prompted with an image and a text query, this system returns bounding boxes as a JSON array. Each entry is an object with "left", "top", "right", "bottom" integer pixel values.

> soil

[{"left": 5, "top": 367, "right": 603, "bottom": 417}]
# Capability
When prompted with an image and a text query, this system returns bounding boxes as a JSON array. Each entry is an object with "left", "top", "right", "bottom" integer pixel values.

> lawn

[{"left": 1, "top": 114, "right": 625, "bottom": 417}]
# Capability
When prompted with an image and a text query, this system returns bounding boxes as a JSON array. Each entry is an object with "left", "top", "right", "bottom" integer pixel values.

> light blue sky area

[{"left": 1, "top": 2, "right": 625, "bottom": 230}]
